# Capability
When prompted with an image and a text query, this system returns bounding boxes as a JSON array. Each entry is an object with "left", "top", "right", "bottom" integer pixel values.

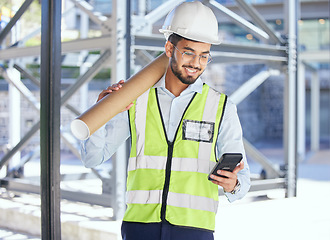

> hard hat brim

[{"left": 159, "top": 29, "right": 221, "bottom": 45}]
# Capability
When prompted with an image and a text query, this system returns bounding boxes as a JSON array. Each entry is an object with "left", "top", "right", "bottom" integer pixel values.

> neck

[{"left": 165, "top": 67, "right": 189, "bottom": 97}]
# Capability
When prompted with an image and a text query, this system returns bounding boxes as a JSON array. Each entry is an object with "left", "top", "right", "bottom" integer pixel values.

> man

[{"left": 81, "top": 1, "right": 250, "bottom": 240}]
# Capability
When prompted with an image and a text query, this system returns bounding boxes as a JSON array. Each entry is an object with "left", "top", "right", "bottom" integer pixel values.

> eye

[
  {"left": 184, "top": 52, "right": 195, "bottom": 57},
  {"left": 200, "top": 55, "right": 209, "bottom": 59}
]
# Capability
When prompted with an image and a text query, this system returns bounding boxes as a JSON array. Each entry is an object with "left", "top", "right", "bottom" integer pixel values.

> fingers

[
  {"left": 97, "top": 80, "right": 125, "bottom": 102},
  {"left": 209, "top": 160, "right": 244, "bottom": 182},
  {"left": 97, "top": 80, "right": 133, "bottom": 111},
  {"left": 97, "top": 89, "right": 112, "bottom": 102},
  {"left": 107, "top": 80, "right": 124, "bottom": 91},
  {"left": 209, "top": 170, "right": 232, "bottom": 183},
  {"left": 210, "top": 160, "right": 244, "bottom": 192},
  {"left": 211, "top": 170, "right": 236, "bottom": 192},
  {"left": 121, "top": 102, "right": 134, "bottom": 112}
]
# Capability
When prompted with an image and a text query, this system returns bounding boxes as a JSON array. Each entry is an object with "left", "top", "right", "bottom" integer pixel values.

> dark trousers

[{"left": 121, "top": 221, "right": 214, "bottom": 240}]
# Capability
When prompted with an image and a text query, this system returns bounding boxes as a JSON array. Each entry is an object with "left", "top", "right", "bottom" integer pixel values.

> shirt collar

[{"left": 153, "top": 74, "right": 204, "bottom": 95}]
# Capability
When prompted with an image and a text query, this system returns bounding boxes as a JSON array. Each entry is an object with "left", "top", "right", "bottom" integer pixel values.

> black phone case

[{"left": 208, "top": 153, "right": 243, "bottom": 180}]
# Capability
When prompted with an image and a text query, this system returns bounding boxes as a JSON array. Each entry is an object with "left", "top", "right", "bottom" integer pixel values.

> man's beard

[{"left": 170, "top": 54, "right": 203, "bottom": 85}]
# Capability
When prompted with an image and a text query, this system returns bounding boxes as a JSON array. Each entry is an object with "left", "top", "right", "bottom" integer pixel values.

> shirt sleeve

[
  {"left": 216, "top": 98, "right": 251, "bottom": 202},
  {"left": 80, "top": 111, "right": 130, "bottom": 168}
]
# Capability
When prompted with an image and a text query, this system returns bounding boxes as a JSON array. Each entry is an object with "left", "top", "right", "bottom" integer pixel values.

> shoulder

[
  {"left": 204, "top": 83, "right": 224, "bottom": 96},
  {"left": 225, "top": 97, "right": 236, "bottom": 108},
  {"left": 204, "top": 84, "right": 230, "bottom": 103},
  {"left": 203, "top": 84, "right": 238, "bottom": 112}
]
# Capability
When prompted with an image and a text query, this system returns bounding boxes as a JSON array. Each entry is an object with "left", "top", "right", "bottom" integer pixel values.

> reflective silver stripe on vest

[
  {"left": 135, "top": 89, "right": 150, "bottom": 156},
  {"left": 127, "top": 190, "right": 218, "bottom": 213},
  {"left": 167, "top": 192, "right": 218, "bottom": 213},
  {"left": 171, "top": 157, "right": 216, "bottom": 174},
  {"left": 127, "top": 190, "right": 163, "bottom": 204},
  {"left": 198, "top": 88, "right": 221, "bottom": 161},
  {"left": 128, "top": 156, "right": 167, "bottom": 171},
  {"left": 128, "top": 156, "right": 216, "bottom": 174}
]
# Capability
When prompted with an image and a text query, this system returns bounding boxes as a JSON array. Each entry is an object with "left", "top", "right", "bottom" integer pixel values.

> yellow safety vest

[{"left": 124, "top": 84, "right": 227, "bottom": 231}]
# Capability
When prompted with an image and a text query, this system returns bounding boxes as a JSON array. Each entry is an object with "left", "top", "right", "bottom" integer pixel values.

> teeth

[{"left": 186, "top": 68, "right": 196, "bottom": 73}]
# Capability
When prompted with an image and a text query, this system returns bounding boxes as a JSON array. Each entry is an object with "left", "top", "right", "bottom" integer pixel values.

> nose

[{"left": 189, "top": 55, "right": 201, "bottom": 68}]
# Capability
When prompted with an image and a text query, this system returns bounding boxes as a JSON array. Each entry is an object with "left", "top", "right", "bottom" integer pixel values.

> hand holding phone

[{"left": 208, "top": 153, "right": 243, "bottom": 181}]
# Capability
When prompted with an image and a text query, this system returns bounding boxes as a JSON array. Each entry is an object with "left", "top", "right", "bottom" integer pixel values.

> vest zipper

[
  {"left": 154, "top": 88, "right": 198, "bottom": 222},
  {"left": 160, "top": 141, "right": 173, "bottom": 221}
]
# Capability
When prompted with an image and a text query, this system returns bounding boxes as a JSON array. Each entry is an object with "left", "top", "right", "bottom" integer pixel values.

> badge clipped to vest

[{"left": 182, "top": 119, "right": 215, "bottom": 143}]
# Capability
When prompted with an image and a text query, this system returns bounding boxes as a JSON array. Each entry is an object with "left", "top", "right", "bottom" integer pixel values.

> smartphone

[{"left": 208, "top": 153, "right": 243, "bottom": 180}]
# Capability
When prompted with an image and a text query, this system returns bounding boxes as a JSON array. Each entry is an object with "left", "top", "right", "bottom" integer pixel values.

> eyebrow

[{"left": 182, "top": 46, "right": 210, "bottom": 54}]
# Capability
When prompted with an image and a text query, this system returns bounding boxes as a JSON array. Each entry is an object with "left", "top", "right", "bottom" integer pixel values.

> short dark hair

[
  {"left": 168, "top": 33, "right": 183, "bottom": 46},
  {"left": 168, "top": 33, "right": 199, "bottom": 46}
]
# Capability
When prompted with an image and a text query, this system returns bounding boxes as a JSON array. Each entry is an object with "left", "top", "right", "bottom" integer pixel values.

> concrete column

[
  {"left": 310, "top": 70, "right": 320, "bottom": 151},
  {"left": 7, "top": 67, "right": 21, "bottom": 173},
  {"left": 284, "top": 0, "right": 298, "bottom": 197},
  {"left": 79, "top": 10, "right": 89, "bottom": 112},
  {"left": 139, "top": 0, "right": 147, "bottom": 16},
  {"left": 7, "top": 6, "right": 21, "bottom": 175},
  {"left": 297, "top": 61, "right": 306, "bottom": 161}
]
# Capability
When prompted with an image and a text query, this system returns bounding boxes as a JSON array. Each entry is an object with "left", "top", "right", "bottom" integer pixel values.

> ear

[{"left": 165, "top": 41, "right": 173, "bottom": 58}]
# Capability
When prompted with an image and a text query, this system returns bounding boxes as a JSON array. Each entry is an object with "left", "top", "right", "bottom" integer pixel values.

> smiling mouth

[
  {"left": 183, "top": 66, "right": 201, "bottom": 75},
  {"left": 186, "top": 68, "right": 197, "bottom": 73}
]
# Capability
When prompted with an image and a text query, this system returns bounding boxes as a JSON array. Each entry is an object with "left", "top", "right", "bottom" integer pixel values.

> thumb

[{"left": 233, "top": 160, "right": 244, "bottom": 174}]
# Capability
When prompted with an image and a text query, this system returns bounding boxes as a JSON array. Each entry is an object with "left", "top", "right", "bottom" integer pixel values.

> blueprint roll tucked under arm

[{"left": 71, "top": 53, "right": 168, "bottom": 140}]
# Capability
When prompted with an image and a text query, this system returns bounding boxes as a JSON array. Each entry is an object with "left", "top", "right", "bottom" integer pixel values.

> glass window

[{"left": 299, "top": 19, "right": 330, "bottom": 51}]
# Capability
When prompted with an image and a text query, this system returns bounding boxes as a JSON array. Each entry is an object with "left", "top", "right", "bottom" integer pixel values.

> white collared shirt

[{"left": 81, "top": 76, "right": 250, "bottom": 202}]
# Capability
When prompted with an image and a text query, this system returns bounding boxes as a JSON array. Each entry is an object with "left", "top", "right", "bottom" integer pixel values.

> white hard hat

[{"left": 159, "top": 1, "right": 221, "bottom": 45}]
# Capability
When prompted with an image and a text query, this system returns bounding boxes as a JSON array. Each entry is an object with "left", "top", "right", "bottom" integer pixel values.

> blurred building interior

[{"left": 0, "top": 0, "right": 329, "bottom": 238}]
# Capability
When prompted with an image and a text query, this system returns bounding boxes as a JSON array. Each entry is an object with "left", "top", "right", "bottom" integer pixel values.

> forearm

[
  {"left": 80, "top": 111, "right": 130, "bottom": 168},
  {"left": 225, "top": 166, "right": 250, "bottom": 202},
  {"left": 217, "top": 99, "right": 251, "bottom": 202}
]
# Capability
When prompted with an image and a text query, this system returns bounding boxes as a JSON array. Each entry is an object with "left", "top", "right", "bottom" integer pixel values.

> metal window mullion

[{"left": 40, "top": 0, "right": 62, "bottom": 239}]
